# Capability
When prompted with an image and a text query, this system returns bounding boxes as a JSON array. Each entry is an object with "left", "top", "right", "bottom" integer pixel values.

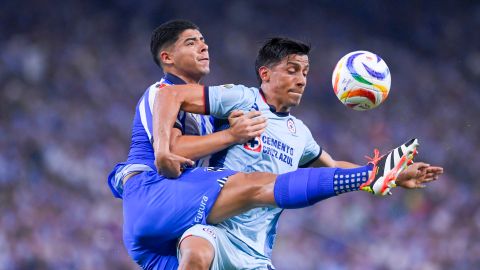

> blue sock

[{"left": 274, "top": 165, "right": 372, "bottom": 209}]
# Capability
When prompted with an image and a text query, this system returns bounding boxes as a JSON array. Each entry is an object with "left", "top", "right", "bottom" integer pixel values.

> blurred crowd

[{"left": 1, "top": 0, "right": 479, "bottom": 269}]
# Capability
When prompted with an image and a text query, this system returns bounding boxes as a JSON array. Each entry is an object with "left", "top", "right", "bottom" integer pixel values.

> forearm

[
  {"left": 153, "top": 85, "right": 209, "bottom": 158},
  {"left": 332, "top": 160, "right": 359, "bottom": 168},
  {"left": 309, "top": 151, "right": 360, "bottom": 168},
  {"left": 153, "top": 90, "right": 180, "bottom": 155},
  {"left": 310, "top": 159, "right": 358, "bottom": 168},
  {"left": 171, "top": 130, "right": 236, "bottom": 161}
]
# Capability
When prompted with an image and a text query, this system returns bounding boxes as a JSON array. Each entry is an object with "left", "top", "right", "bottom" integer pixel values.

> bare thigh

[{"left": 207, "top": 172, "right": 277, "bottom": 224}]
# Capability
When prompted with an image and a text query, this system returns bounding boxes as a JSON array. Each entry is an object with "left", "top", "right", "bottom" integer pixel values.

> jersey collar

[
  {"left": 259, "top": 88, "right": 290, "bottom": 117},
  {"left": 163, "top": 73, "right": 187, "bottom": 85}
]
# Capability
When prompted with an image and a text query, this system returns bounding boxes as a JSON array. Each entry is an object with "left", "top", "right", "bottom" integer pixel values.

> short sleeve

[
  {"left": 299, "top": 125, "right": 322, "bottom": 167},
  {"left": 206, "top": 84, "right": 257, "bottom": 118}
]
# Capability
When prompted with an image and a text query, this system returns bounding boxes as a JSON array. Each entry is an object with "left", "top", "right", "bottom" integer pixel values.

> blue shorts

[{"left": 121, "top": 167, "right": 236, "bottom": 270}]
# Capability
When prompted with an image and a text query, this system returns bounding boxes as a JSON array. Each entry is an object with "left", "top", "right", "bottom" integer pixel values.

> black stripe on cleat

[
  {"left": 397, "top": 146, "right": 404, "bottom": 158},
  {"left": 389, "top": 151, "right": 396, "bottom": 170},
  {"left": 404, "top": 138, "right": 416, "bottom": 147}
]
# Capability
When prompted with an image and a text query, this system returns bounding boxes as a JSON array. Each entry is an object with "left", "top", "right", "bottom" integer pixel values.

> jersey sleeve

[
  {"left": 299, "top": 125, "right": 322, "bottom": 168},
  {"left": 205, "top": 84, "right": 256, "bottom": 119}
]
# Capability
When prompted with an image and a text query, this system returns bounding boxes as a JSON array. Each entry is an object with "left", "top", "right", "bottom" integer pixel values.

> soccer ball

[{"left": 332, "top": 51, "right": 391, "bottom": 111}]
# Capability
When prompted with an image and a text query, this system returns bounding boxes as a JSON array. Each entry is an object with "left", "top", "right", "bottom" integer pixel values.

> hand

[
  {"left": 396, "top": 162, "right": 444, "bottom": 189},
  {"left": 227, "top": 110, "right": 267, "bottom": 144},
  {"left": 155, "top": 151, "right": 194, "bottom": 178}
]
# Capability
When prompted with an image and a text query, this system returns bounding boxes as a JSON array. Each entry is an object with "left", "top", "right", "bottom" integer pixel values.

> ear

[
  {"left": 258, "top": 66, "right": 270, "bottom": 83},
  {"left": 160, "top": 50, "right": 174, "bottom": 65}
]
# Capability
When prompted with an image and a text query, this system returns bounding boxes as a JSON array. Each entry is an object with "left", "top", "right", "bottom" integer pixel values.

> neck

[
  {"left": 175, "top": 74, "right": 199, "bottom": 84},
  {"left": 164, "top": 68, "right": 201, "bottom": 84},
  {"left": 261, "top": 85, "right": 290, "bottom": 113}
]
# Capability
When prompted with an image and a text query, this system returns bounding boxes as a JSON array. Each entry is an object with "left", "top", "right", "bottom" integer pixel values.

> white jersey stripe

[
  {"left": 148, "top": 84, "right": 157, "bottom": 114},
  {"left": 139, "top": 97, "right": 152, "bottom": 141}
]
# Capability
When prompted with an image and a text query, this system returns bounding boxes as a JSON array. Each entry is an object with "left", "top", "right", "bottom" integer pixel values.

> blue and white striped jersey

[
  {"left": 108, "top": 73, "right": 214, "bottom": 198},
  {"left": 206, "top": 84, "right": 322, "bottom": 259}
]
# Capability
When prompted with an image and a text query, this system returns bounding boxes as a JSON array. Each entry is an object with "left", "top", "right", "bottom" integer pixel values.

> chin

[
  {"left": 200, "top": 67, "right": 210, "bottom": 76},
  {"left": 291, "top": 99, "right": 302, "bottom": 107}
]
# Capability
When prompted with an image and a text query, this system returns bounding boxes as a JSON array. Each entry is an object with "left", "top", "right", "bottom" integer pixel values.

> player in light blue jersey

[
  {"left": 154, "top": 38, "right": 444, "bottom": 269},
  {"left": 109, "top": 20, "right": 441, "bottom": 270}
]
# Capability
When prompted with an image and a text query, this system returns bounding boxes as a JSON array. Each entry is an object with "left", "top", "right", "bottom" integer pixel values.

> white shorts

[{"left": 177, "top": 224, "right": 275, "bottom": 270}]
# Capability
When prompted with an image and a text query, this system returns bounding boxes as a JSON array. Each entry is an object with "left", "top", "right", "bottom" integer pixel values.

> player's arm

[
  {"left": 395, "top": 162, "right": 443, "bottom": 188},
  {"left": 169, "top": 129, "right": 231, "bottom": 161},
  {"left": 169, "top": 110, "right": 265, "bottom": 161},
  {"left": 298, "top": 126, "right": 359, "bottom": 169},
  {"left": 308, "top": 150, "right": 359, "bottom": 168},
  {"left": 152, "top": 84, "right": 204, "bottom": 177},
  {"left": 153, "top": 84, "right": 264, "bottom": 177}
]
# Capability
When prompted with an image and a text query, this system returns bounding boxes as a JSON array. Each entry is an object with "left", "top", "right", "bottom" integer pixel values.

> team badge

[
  {"left": 156, "top": 83, "right": 168, "bottom": 88},
  {"left": 220, "top": 84, "right": 234, "bottom": 89},
  {"left": 202, "top": 226, "right": 217, "bottom": 239},
  {"left": 243, "top": 136, "right": 262, "bottom": 152},
  {"left": 287, "top": 118, "right": 296, "bottom": 134}
]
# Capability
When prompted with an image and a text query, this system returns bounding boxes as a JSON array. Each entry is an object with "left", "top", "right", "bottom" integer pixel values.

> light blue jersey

[{"left": 206, "top": 84, "right": 322, "bottom": 260}]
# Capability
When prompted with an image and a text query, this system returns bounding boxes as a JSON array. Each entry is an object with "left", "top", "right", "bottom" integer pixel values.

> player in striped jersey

[
  {"left": 108, "top": 20, "right": 268, "bottom": 269},
  {"left": 154, "top": 38, "right": 443, "bottom": 269},
  {"left": 108, "top": 20, "right": 441, "bottom": 269}
]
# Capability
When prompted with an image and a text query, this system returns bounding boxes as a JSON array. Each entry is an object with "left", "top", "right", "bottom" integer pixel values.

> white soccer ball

[{"left": 332, "top": 50, "right": 391, "bottom": 111}]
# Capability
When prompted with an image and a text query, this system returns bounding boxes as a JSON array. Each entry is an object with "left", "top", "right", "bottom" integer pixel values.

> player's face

[
  {"left": 267, "top": 54, "right": 309, "bottom": 110},
  {"left": 166, "top": 29, "right": 210, "bottom": 81}
]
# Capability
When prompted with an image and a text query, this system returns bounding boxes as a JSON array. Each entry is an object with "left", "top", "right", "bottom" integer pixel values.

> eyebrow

[
  {"left": 287, "top": 61, "right": 309, "bottom": 69},
  {"left": 183, "top": 36, "right": 204, "bottom": 43}
]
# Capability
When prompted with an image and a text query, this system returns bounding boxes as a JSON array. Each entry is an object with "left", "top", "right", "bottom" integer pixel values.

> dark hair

[
  {"left": 150, "top": 20, "right": 200, "bottom": 67},
  {"left": 255, "top": 37, "right": 310, "bottom": 84}
]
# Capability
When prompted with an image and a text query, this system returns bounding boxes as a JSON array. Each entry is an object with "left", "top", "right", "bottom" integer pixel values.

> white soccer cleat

[{"left": 360, "top": 138, "right": 419, "bottom": 196}]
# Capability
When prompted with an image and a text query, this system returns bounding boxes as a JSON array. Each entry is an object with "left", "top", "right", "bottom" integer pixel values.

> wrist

[
  {"left": 223, "top": 129, "right": 238, "bottom": 144},
  {"left": 154, "top": 140, "right": 170, "bottom": 155}
]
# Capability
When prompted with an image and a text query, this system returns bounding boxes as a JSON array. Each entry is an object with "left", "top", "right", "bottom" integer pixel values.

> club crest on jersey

[
  {"left": 220, "top": 84, "right": 234, "bottom": 89},
  {"left": 202, "top": 226, "right": 217, "bottom": 239},
  {"left": 243, "top": 136, "right": 262, "bottom": 152},
  {"left": 156, "top": 83, "right": 168, "bottom": 88},
  {"left": 287, "top": 118, "right": 296, "bottom": 134}
]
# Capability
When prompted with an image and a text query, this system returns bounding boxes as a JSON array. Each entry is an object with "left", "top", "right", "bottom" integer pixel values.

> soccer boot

[{"left": 360, "top": 138, "right": 419, "bottom": 196}]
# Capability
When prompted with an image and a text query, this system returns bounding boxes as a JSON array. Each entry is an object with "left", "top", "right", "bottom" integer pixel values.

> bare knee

[{"left": 178, "top": 236, "right": 214, "bottom": 270}]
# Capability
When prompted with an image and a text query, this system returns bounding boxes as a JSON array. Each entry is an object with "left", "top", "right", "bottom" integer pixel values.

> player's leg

[
  {"left": 207, "top": 138, "right": 419, "bottom": 224},
  {"left": 122, "top": 139, "right": 418, "bottom": 266},
  {"left": 178, "top": 224, "right": 268, "bottom": 270},
  {"left": 177, "top": 236, "right": 214, "bottom": 270},
  {"left": 122, "top": 172, "right": 180, "bottom": 269},
  {"left": 121, "top": 168, "right": 237, "bottom": 269},
  {"left": 206, "top": 171, "right": 276, "bottom": 224}
]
